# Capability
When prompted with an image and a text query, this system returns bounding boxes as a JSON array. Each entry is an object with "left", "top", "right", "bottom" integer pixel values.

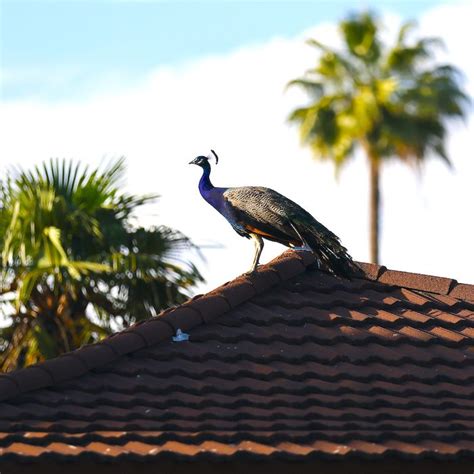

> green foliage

[
  {"left": 288, "top": 11, "right": 469, "bottom": 168},
  {"left": 0, "top": 158, "right": 203, "bottom": 371}
]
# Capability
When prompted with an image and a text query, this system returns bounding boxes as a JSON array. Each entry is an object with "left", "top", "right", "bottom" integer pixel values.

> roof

[{"left": 1, "top": 250, "right": 474, "bottom": 466}]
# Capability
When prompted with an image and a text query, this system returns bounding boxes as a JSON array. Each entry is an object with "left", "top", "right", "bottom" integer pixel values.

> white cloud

[{"left": 1, "top": 2, "right": 473, "bottom": 293}]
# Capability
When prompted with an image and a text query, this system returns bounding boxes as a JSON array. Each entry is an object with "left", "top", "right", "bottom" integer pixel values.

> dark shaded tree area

[{"left": 0, "top": 158, "right": 202, "bottom": 371}]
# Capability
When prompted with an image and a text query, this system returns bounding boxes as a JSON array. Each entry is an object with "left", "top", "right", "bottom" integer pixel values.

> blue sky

[{"left": 2, "top": 0, "right": 444, "bottom": 100}]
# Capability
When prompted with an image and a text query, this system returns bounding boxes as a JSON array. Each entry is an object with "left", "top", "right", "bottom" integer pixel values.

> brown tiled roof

[{"left": 1, "top": 250, "right": 474, "bottom": 465}]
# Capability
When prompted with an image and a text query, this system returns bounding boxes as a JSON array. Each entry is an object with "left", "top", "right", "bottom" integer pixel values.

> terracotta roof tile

[
  {"left": 213, "top": 277, "right": 257, "bottom": 308},
  {"left": 160, "top": 306, "right": 203, "bottom": 332},
  {"left": 1, "top": 249, "right": 474, "bottom": 465},
  {"left": 356, "top": 262, "right": 386, "bottom": 280},
  {"left": 40, "top": 355, "right": 89, "bottom": 384},
  {"left": 11, "top": 366, "right": 54, "bottom": 393},
  {"left": 397, "top": 326, "right": 435, "bottom": 342},
  {"left": 102, "top": 331, "right": 146, "bottom": 356},
  {"left": 129, "top": 319, "right": 174, "bottom": 347},
  {"left": 270, "top": 254, "right": 306, "bottom": 280},
  {"left": 378, "top": 269, "right": 456, "bottom": 295},
  {"left": 0, "top": 376, "right": 19, "bottom": 400},
  {"left": 428, "top": 326, "right": 467, "bottom": 343},
  {"left": 450, "top": 283, "right": 474, "bottom": 302},
  {"left": 188, "top": 294, "right": 231, "bottom": 323}
]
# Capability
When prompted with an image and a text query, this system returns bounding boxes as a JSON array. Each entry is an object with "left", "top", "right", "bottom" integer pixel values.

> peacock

[{"left": 190, "top": 150, "right": 361, "bottom": 278}]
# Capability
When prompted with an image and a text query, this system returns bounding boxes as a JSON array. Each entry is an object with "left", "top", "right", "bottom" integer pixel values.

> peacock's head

[{"left": 189, "top": 149, "right": 219, "bottom": 168}]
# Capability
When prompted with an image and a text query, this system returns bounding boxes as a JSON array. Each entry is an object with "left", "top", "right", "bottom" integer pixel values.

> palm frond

[
  {"left": 288, "top": 11, "right": 469, "bottom": 168},
  {"left": 340, "top": 11, "right": 381, "bottom": 63},
  {"left": 0, "top": 157, "right": 202, "bottom": 370}
]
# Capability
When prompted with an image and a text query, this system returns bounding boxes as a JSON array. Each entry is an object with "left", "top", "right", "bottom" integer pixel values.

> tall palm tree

[
  {"left": 0, "top": 158, "right": 202, "bottom": 371},
  {"left": 288, "top": 12, "right": 469, "bottom": 263}
]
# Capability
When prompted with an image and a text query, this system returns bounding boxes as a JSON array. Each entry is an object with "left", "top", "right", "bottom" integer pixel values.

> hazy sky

[
  {"left": 1, "top": 0, "right": 472, "bottom": 292},
  {"left": 2, "top": 0, "right": 444, "bottom": 100}
]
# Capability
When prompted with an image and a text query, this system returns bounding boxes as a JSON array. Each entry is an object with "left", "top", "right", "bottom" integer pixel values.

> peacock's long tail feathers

[{"left": 290, "top": 217, "right": 362, "bottom": 279}]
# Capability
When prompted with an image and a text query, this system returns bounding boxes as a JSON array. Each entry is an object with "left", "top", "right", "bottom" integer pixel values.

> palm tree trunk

[{"left": 369, "top": 157, "right": 380, "bottom": 264}]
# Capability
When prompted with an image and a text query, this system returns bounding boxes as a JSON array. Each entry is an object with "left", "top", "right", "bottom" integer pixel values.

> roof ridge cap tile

[
  {"left": 449, "top": 282, "right": 474, "bottom": 302},
  {"left": 0, "top": 250, "right": 311, "bottom": 402},
  {"left": 355, "top": 262, "right": 387, "bottom": 281},
  {"left": 376, "top": 267, "right": 457, "bottom": 295},
  {"left": 362, "top": 263, "right": 474, "bottom": 301},
  {"left": 3, "top": 250, "right": 471, "bottom": 402}
]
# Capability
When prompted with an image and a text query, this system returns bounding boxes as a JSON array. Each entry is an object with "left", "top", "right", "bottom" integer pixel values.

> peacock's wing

[
  {"left": 222, "top": 186, "right": 306, "bottom": 245},
  {"left": 223, "top": 186, "right": 360, "bottom": 278}
]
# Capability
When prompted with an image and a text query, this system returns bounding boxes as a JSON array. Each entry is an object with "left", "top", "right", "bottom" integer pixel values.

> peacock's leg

[{"left": 249, "top": 234, "right": 264, "bottom": 273}]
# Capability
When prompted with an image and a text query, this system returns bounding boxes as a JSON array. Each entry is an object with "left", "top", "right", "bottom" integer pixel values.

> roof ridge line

[
  {"left": 358, "top": 262, "right": 473, "bottom": 299},
  {"left": 0, "top": 249, "right": 314, "bottom": 402},
  {"left": 1, "top": 252, "right": 472, "bottom": 402}
]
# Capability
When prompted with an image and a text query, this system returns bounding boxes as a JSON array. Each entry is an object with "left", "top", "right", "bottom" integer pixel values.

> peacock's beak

[{"left": 189, "top": 158, "right": 198, "bottom": 165}]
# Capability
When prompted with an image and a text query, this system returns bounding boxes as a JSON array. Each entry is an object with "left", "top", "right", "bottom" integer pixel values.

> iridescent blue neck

[
  {"left": 196, "top": 162, "right": 226, "bottom": 211},
  {"left": 198, "top": 163, "right": 213, "bottom": 197}
]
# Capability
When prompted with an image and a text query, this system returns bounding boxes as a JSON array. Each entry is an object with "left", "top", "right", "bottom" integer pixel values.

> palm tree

[
  {"left": 0, "top": 158, "right": 202, "bottom": 371},
  {"left": 288, "top": 12, "right": 469, "bottom": 263}
]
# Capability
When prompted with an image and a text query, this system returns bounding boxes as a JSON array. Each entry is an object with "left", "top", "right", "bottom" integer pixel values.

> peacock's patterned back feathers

[{"left": 223, "top": 186, "right": 360, "bottom": 278}]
